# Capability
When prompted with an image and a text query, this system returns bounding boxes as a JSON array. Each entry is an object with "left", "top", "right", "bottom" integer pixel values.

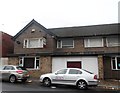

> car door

[
  {"left": 64, "top": 69, "right": 82, "bottom": 85},
  {"left": 2, "top": 66, "right": 13, "bottom": 80},
  {"left": 52, "top": 69, "right": 68, "bottom": 84}
]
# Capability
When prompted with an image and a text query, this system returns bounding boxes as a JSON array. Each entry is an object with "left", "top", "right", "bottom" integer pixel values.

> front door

[
  {"left": 64, "top": 69, "right": 82, "bottom": 85},
  {"left": 52, "top": 69, "right": 67, "bottom": 84}
]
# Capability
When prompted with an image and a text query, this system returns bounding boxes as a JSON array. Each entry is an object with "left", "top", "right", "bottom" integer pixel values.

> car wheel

[
  {"left": 77, "top": 80, "right": 87, "bottom": 90},
  {"left": 9, "top": 75, "right": 16, "bottom": 83},
  {"left": 43, "top": 78, "right": 51, "bottom": 87}
]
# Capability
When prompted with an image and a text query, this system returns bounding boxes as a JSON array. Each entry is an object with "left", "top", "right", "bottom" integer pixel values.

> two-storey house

[{"left": 9, "top": 19, "right": 120, "bottom": 79}]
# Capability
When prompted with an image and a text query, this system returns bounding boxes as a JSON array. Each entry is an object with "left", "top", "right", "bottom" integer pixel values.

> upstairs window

[
  {"left": 23, "top": 38, "right": 46, "bottom": 48},
  {"left": 57, "top": 39, "right": 74, "bottom": 48},
  {"left": 84, "top": 38, "right": 103, "bottom": 47},
  {"left": 106, "top": 37, "right": 120, "bottom": 47}
]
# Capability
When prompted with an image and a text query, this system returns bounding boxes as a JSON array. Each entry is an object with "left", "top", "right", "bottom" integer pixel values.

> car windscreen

[
  {"left": 82, "top": 69, "right": 93, "bottom": 74},
  {"left": 16, "top": 66, "right": 27, "bottom": 70}
]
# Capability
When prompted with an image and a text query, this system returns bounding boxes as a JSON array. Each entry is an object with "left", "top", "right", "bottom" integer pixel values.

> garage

[{"left": 52, "top": 56, "right": 98, "bottom": 75}]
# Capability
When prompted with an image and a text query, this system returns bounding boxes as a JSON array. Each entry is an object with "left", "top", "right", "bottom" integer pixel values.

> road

[{"left": 1, "top": 81, "right": 118, "bottom": 93}]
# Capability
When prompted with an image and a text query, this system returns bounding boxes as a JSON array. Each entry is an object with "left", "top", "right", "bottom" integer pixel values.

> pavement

[
  {"left": 97, "top": 79, "right": 120, "bottom": 90},
  {"left": 27, "top": 78, "right": 120, "bottom": 91}
]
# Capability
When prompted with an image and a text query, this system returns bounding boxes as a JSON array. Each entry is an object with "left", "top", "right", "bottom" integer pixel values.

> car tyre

[
  {"left": 77, "top": 80, "right": 87, "bottom": 90},
  {"left": 43, "top": 78, "right": 51, "bottom": 87},
  {"left": 9, "top": 75, "right": 16, "bottom": 83}
]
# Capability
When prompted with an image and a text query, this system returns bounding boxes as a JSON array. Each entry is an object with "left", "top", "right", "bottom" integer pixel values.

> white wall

[
  {"left": 0, "top": 58, "right": 8, "bottom": 69},
  {"left": 52, "top": 56, "right": 98, "bottom": 75}
]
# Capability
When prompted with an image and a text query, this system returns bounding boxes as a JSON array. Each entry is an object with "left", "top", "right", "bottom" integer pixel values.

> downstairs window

[{"left": 111, "top": 57, "right": 120, "bottom": 70}]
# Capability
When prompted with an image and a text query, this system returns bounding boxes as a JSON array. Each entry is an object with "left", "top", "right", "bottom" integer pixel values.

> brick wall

[
  {"left": 55, "top": 37, "right": 119, "bottom": 54},
  {"left": 8, "top": 56, "right": 52, "bottom": 78},
  {"left": 8, "top": 57, "right": 19, "bottom": 65},
  {"left": 26, "top": 56, "right": 52, "bottom": 78},
  {"left": 103, "top": 56, "right": 120, "bottom": 79},
  {"left": 98, "top": 55, "right": 104, "bottom": 79},
  {"left": 40, "top": 56, "right": 52, "bottom": 74},
  {"left": 14, "top": 24, "right": 56, "bottom": 54}
]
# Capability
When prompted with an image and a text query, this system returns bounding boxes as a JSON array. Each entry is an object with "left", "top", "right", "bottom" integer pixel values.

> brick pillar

[
  {"left": 40, "top": 56, "right": 52, "bottom": 74},
  {"left": 98, "top": 55, "right": 104, "bottom": 80}
]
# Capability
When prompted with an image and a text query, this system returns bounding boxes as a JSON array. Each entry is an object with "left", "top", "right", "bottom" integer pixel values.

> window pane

[
  {"left": 107, "top": 37, "right": 120, "bottom": 47},
  {"left": 57, "top": 40, "right": 61, "bottom": 48},
  {"left": 36, "top": 60, "right": 39, "bottom": 69},
  {"left": 3, "top": 66, "right": 12, "bottom": 70},
  {"left": 117, "top": 57, "right": 120, "bottom": 69},
  {"left": 28, "top": 39, "right": 39, "bottom": 48},
  {"left": 85, "top": 38, "right": 103, "bottom": 47},
  {"left": 26, "top": 38, "right": 44, "bottom": 48},
  {"left": 62, "top": 39, "right": 73, "bottom": 45},
  {"left": 112, "top": 58, "right": 116, "bottom": 69},
  {"left": 69, "top": 69, "right": 82, "bottom": 74},
  {"left": 19, "top": 58, "right": 22, "bottom": 65},
  {"left": 84, "top": 39, "right": 89, "bottom": 47},
  {"left": 57, "top": 69, "right": 67, "bottom": 74},
  {"left": 17, "top": 67, "right": 27, "bottom": 70},
  {"left": 89, "top": 38, "right": 103, "bottom": 47},
  {"left": 39, "top": 39, "right": 43, "bottom": 48},
  {"left": 24, "top": 39, "right": 28, "bottom": 48},
  {"left": 11, "top": 67, "right": 15, "bottom": 70},
  {"left": 24, "top": 58, "right": 34, "bottom": 68},
  {"left": 62, "top": 39, "right": 73, "bottom": 48}
]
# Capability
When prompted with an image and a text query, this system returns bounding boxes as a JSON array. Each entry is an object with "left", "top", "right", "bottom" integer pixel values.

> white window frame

[
  {"left": 57, "top": 39, "right": 74, "bottom": 48},
  {"left": 111, "top": 56, "right": 120, "bottom": 70},
  {"left": 19, "top": 57, "right": 40, "bottom": 70},
  {"left": 23, "top": 38, "right": 46, "bottom": 48},
  {"left": 23, "top": 39, "right": 28, "bottom": 48},
  {"left": 106, "top": 37, "right": 120, "bottom": 47},
  {"left": 84, "top": 38, "right": 104, "bottom": 48},
  {"left": 19, "top": 57, "right": 24, "bottom": 67}
]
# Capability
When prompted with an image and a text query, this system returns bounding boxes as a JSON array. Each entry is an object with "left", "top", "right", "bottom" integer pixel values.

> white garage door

[{"left": 52, "top": 56, "right": 98, "bottom": 75}]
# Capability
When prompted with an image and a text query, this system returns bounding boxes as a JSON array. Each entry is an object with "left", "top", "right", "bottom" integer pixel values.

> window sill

[
  {"left": 106, "top": 46, "right": 120, "bottom": 47},
  {"left": 111, "top": 69, "right": 120, "bottom": 71},
  {"left": 84, "top": 47, "right": 104, "bottom": 48},
  {"left": 57, "top": 47, "right": 74, "bottom": 49},
  {"left": 23, "top": 47, "right": 44, "bottom": 49}
]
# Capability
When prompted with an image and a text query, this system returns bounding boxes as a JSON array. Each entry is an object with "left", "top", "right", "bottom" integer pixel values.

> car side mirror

[{"left": 55, "top": 73, "right": 58, "bottom": 75}]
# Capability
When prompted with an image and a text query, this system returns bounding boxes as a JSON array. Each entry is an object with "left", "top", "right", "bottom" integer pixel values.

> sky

[{"left": 0, "top": 0, "right": 119, "bottom": 36}]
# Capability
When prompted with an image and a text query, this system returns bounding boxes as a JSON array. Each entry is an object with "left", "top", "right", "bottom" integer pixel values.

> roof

[
  {"left": 13, "top": 19, "right": 120, "bottom": 39},
  {"left": 13, "top": 19, "right": 56, "bottom": 40},
  {"left": 49, "top": 23, "right": 120, "bottom": 37}
]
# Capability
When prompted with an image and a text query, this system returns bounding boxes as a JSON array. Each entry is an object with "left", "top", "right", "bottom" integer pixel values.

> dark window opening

[
  {"left": 67, "top": 61, "right": 81, "bottom": 69},
  {"left": 24, "top": 58, "right": 34, "bottom": 68}
]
